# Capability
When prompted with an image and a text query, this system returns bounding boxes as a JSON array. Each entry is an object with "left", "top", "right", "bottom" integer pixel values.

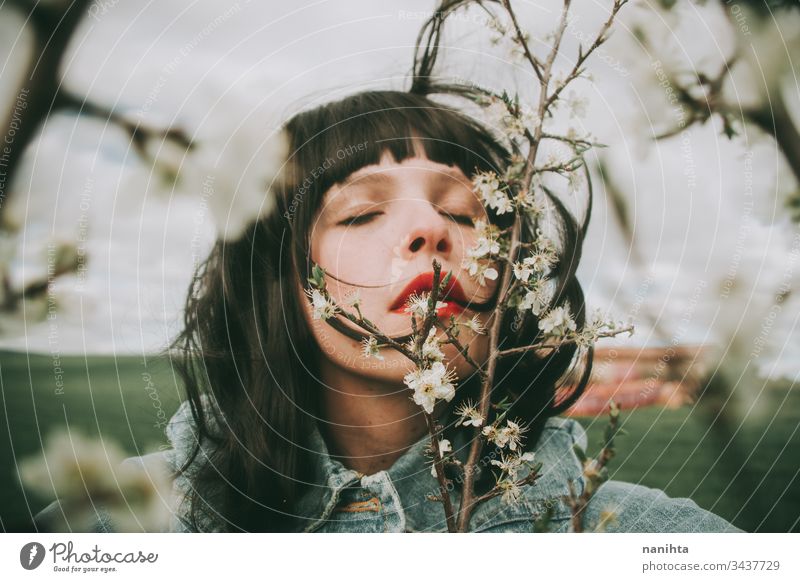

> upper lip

[{"left": 389, "top": 271, "right": 468, "bottom": 311}]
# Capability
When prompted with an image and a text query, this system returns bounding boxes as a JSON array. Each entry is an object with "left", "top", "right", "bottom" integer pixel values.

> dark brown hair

[{"left": 168, "top": 87, "right": 593, "bottom": 532}]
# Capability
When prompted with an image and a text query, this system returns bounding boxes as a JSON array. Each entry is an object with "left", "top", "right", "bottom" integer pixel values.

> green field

[{"left": 1, "top": 350, "right": 797, "bottom": 532}]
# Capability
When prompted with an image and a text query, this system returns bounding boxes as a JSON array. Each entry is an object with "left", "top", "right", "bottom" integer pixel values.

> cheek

[
  {"left": 309, "top": 226, "right": 405, "bottom": 322},
  {"left": 301, "top": 297, "right": 364, "bottom": 359},
  {"left": 311, "top": 228, "right": 393, "bottom": 283}
]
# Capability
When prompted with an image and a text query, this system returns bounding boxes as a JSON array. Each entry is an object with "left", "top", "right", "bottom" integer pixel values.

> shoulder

[
  {"left": 533, "top": 416, "right": 742, "bottom": 532},
  {"left": 583, "top": 479, "right": 744, "bottom": 533},
  {"left": 161, "top": 394, "right": 225, "bottom": 477},
  {"left": 151, "top": 396, "right": 226, "bottom": 532},
  {"left": 539, "top": 416, "right": 588, "bottom": 449},
  {"left": 538, "top": 416, "right": 743, "bottom": 532},
  {"left": 469, "top": 415, "right": 743, "bottom": 533}
]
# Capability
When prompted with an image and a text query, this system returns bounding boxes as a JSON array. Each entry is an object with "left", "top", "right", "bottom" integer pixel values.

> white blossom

[
  {"left": 473, "top": 172, "right": 514, "bottom": 216},
  {"left": 508, "top": 31, "right": 531, "bottom": 63},
  {"left": 455, "top": 399, "right": 484, "bottom": 427},
  {"left": 527, "top": 249, "right": 556, "bottom": 273},
  {"left": 565, "top": 126, "right": 587, "bottom": 143},
  {"left": 483, "top": 98, "right": 513, "bottom": 128},
  {"left": 566, "top": 90, "right": 589, "bottom": 119},
  {"left": 504, "top": 153, "right": 527, "bottom": 182},
  {"left": 574, "top": 309, "right": 624, "bottom": 347},
  {"left": 473, "top": 172, "right": 501, "bottom": 200},
  {"left": 19, "top": 429, "right": 175, "bottom": 532},
  {"left": 361, "top": 336, "right": 385, "bottom": 361},
  {"left": 538, "top": 303, "right": 577, "bottom": 337},
  {"left": 461, "top": 253, "right": 480, "bottom": 277},
  {"left": 487, "top": 17, "right": 509, "bottom": 46},
  {"left": 482, "top": 419, "right": 529, "bottom": 451},
  {"left": 575, "top": 320, "right": 602, "bottom": 348},
  {"left": 490, "top": 451, "right": 536, "bottom": 479},
  {"left": 463, "top": 226, "right": 501, "bottom": 286},
  {"left": 471, "top": 234, "right": 501, "bottom": 258},
  {"left": 482, "top": 424, "right": 508, "bottom": 448},
  {"left": 305, "top": 288, "right": 338, "bottom": 321},
  {"left": 512, "top": 253, "right": 556, "bottom": 289},
  {"left": 513, "top": 260, "right": 534, "bottom": 283},
  {"left": 497, "top": 479, "right": 523, "bottom": 506},
  {"left": 422, "top": 327, "right": 445, "bottom": 362},
  {"left": 475, "top": 264, "right": 499, "bottom": 287},
  {"left": 516, "top": 189, "right": 544, "bottom": 217},
  {"left": 404, "top": 361, "right": 458, "bottom": 414},
  {"left": 567, "top": 168, "right": 585, "bottom": 193},
  {"left": 344, "top": 289, "right": 362, "bottom": 309},
  {"left": 431, "top": 438, "right": 453, "bottom": 477},
  {"left": 502, "top": 420, "right": 528, "bottom": 451},
  {"left": 483, "top": 266, "right": 499, "bottom": 282},
  {"left": 490, "top": 191, "right": 515, "bottom": 214},
  {"left": 484, "top": 16, "right": 530, "bottom": 63},
  {"left": 535, "top": 229, "right": 557, "bottom": 254},
  {"left": 479, "top": 96, "right": 539, "bottom": 143},
  {"left": 519, "top": 284, "right": 548, "bottom": 316},
  {"left": 505, "top": 108, "right": 540, "bottom": 142},
  {"left": 475, "top": 220, "right": 503, "bottom": 247},
  {"left": 465, "top": 314, "right": 487, "bottom": 335},
  {"left": 462, "top": 252, "right": 500, "bottom": 288},
  {"left": 404, "top": 292, "right": 448, "bottom": 318}
]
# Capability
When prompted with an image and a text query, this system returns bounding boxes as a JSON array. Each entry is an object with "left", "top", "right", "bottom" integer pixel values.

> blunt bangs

[{"left": 280, "top": 90, "right": 511, "bottom": 219}]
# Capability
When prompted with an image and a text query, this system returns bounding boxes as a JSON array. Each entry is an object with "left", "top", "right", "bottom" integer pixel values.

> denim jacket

[{"left": 35, "top": 399, "right": 743, "bottom": 533}]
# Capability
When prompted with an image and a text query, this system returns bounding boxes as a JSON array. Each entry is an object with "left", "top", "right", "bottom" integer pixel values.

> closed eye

[
  {"left": 338, "top": 211, "right": 382, "bottom": 226},
  {"left": 441, "top": 212, "right": 475, "bottom": 226},
  {"left": 338, "top": 211, "right": 474, "bottom": 227}
]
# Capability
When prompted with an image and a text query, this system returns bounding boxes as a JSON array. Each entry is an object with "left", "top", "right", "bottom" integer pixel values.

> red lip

[{"left": 389, "top": 271, "right": 469, "bottom": 312}]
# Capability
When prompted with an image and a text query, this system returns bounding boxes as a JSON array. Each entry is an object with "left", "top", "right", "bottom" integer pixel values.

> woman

[
  {"left": 34, "top": 85, "right": 742, "bottom": 533},
  {"left": 142, "top": 90, "right": 735, "bottom": 531}
]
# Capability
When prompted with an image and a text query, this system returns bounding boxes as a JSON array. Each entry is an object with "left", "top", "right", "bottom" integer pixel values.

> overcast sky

[{"left": 0, "top": 0, "right": 796, "bottom": 380}]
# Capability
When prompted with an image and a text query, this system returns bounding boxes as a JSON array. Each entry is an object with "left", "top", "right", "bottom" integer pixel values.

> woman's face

[{"left": 299, "top": 148, "right": 500, "bottom": 386}]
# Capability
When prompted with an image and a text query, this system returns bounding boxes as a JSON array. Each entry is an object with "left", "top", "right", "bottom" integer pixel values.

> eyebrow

[
  {"left": 340, "top": 172, "right": 395, "bottom": 189},
  {"left": 340, "top": 166, "right": 468, "bottom": 189}
]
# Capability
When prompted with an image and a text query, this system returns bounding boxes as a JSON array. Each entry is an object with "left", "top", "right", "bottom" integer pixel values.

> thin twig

[
  {"left": 455, "top": 0, "right": 628, "bottom": 531},
  {"left": 332, "top": 305, "right": 417, "bottom": 360},
  {"left": 0, "top": 0, "right": 94, "bottom": 226},
  {"left": 472, "top": 465, "right": 542, "bottom": 505},
  {"left": 420, "top": 261, "right": 458, "bottom": 531},
  {"left": 566, "top": 400, "right": 621, "bottom": 532},
  {"left": 432, "top": 318, "right": 489, "bottom": 380},
  {"left": 500, "top": 0, "right": 544, "bottom": 82},
  {"left": 497, "top": 325, "right": 634, "bottom": 358},
  {"left": 455, "top": 0, "right": 573, "bottom": 533},
  {"left": 544, "top": 0, "right": 629, "bottom": 110}
]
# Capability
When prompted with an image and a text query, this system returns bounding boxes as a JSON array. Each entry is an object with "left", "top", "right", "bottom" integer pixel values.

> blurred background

[{"left": 0, "top": 0, "right": 797, "bottom": 532}]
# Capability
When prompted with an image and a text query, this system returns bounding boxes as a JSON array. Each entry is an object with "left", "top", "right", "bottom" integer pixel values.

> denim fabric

[{"left": 34, "top": 398, "right": 743, "bottom": 533}]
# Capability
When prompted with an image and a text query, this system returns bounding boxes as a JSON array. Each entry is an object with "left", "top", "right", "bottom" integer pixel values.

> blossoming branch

[{"left": 304, "top": 0, "right": 633, "bottom": 532}]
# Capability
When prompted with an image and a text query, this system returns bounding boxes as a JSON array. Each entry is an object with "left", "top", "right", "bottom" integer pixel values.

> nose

[{"left": 400, "top": 204, "right": 453, "bottom": 260}]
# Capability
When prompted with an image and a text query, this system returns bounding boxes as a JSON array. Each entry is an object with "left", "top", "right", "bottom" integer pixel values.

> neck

[{"left": 318, "top": 359, "right": 431, "bottom": 475}]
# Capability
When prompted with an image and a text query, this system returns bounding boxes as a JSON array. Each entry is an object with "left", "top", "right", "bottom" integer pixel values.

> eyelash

[{"left": 340, "top": 211, "right": 475, "bottom": 227}]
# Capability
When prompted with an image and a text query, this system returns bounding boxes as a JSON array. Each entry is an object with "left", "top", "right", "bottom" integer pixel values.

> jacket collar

[
  {"left": 292, "top": 414, "right": 586, "bottom": 532},
  {"left": 167, "top": 397, "right": 586, "bottom": 532}
]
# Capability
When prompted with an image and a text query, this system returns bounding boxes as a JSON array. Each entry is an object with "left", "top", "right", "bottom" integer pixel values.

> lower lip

[{"left": 391, "top": 302, "right": 466, "bottom": 318}]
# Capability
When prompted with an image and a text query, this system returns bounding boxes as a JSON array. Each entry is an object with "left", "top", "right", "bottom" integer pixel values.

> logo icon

[{"left": 20, "top": 542, "right": 46, "bottom": 570}]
